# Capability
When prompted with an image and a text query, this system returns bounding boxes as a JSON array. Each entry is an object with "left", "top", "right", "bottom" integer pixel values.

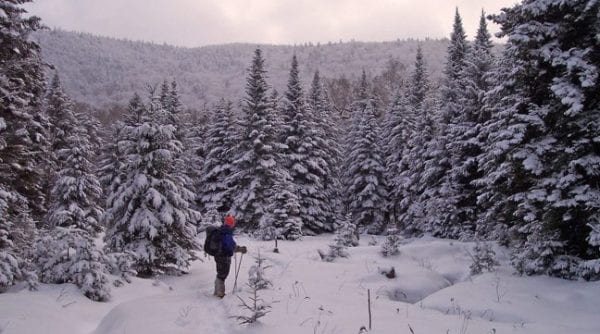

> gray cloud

[{"left": 26, "top": 0, "right": 516, "bottom": 47}]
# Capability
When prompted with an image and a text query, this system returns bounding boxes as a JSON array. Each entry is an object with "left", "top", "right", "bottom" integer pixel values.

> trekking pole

[
  {"left": 232, "top": 253, "right": 238, "bottom": 292},
  {"left": 232, "top": 252, "right": 244, "bottom": 293}
]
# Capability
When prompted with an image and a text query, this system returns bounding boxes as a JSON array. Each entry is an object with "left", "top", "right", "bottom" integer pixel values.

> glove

[{"left": 237, "top": 246, "right": 247, "bottom": 254}]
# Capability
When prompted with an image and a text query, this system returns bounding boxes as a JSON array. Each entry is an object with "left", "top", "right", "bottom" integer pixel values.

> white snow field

[{"left": 1, "top": 235, "right": 599, "bottom": 334}]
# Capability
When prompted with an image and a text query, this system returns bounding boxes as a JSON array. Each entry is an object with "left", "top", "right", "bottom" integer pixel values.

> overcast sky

[{"left": 25, "top": 0, "right": 517, "bottom": 47}]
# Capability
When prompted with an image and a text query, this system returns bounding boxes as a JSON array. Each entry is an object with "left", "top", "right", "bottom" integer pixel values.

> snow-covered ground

[{"left": 1, "top": 235, "right": 599, "bottom": 334}]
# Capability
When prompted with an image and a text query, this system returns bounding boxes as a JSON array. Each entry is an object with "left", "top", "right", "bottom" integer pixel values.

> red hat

[{"left": 224, "top": 215, "right": 235, "bottom": 228}]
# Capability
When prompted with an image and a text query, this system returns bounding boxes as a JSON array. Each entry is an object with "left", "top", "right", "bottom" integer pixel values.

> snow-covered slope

[
  {"left": 1, "top": 235, "right": 599, "bottom": 334},
  {"left": 33, "top": 30, "right": 450, "bottom": 109}
]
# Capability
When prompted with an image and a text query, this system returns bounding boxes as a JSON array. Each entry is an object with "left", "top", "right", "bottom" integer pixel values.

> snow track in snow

[{"left": 93, "top": 290, "right": 234, "bottom": 334}]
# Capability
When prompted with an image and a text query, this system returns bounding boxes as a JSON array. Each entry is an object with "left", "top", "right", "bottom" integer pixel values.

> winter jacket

[{"left": 220, "top": 225, "right": 236, "bottom": 257}]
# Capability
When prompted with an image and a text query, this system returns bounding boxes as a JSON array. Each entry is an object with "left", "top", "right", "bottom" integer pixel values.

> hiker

[{"left": 213, "top": 214, "right": 246, "bottom": 298}]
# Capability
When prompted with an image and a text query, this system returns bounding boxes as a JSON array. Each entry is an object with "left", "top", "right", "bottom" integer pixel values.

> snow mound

[
  {"left": 385, "top": 268, "right": 452, "bottom": 303},
  {"left": 420, "top": 272, "right": 600, "bottom": 332},
  {"left": 400, "top": 237, "right": 475, "bottom": 283},
  {"left": 94, "top": 292, "right": 233, "bottom": 334}
]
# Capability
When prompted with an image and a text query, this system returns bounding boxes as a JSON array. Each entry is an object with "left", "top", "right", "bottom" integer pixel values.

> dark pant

[{"left": 215, "top": 256, "right": 232, "bottom": 280}]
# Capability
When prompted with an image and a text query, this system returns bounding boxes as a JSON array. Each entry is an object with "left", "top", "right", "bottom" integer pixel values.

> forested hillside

[{"left": 34, "top": 29, "right": 451, "bottom": 113}]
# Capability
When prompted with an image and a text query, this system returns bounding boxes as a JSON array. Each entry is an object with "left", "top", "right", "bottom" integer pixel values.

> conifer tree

[
  {"left": 335, "top": 213, "right": 359, "bottom": 247},
  {"left": 341, "top": 70, "right": 370, "bottom": 208},
  {"left": 33, "top": 224, "right": 111, "bottom": 301},
  {"left": 344, "top": 75, "right": 389, "bottom": 234},
  {"left": 440, "top": 8, "right": 469, "bottom": 124},
  {"left": 161, "top": 80, "right": 184, "bottom": 140},
  {"left": 0, "top": 0, "right": 48, "bottom": 289},
  {"left": 381, "top": 226, "right": 402, "bottom": 257},
  {"left": 230, "top": 48, "right": 283, "bottom": 229},
  {"left": 124, "top": 92, "right": 146, "bottom": 125},
  {"left": 99, "top": 93, "right": 146, "bottom": 204},
  {"left": 0, "top": 191, "right": 34, "bottom": 290},
  {"left": 198, "top": 99, "right": 237, "bottom": 214},
  {"left": 185, "top": 113, "right": 207, "bottom": 213},
  {"left": 46, "top": 74, "right": 78, "bottom": 167},
  {"left": 103, "top": 91, "right": 199, "bottom": 277},
  {"left": 384, "top": 47, "right": 427, "bottom": 223},
  {"left": 279, "top": 56, "right": 330, "bottom": 234},
  {"left": 98, "top": 122, "right": 125, "bottom": 198},
  {"left": 384, "top": 96, "right": 413, "bottom": 217},
  {"left": 309, "top": 70, "right": 342, "bottom": 229},
  {"left": 47, "top": 126, "right": 103, "bottom": 234},
  {"left": 318, "top": 214, "right": 355, "bottom": 262},
  {"left": 480, "top": 0, "right": 600, "bottom": 279},
  {"left": 397, "top": 105, "right": 441, "bottom": 235},
  {"left": 408, "top": 45, "right": 429, "bottom": 109},
  {"left": 444, "top": 11, "right": 496, "bottom": 239},
  {"left": 35, "top": 124, "right": 111, "bottom": 301},
  {"left": 416, "top": 8, "right": 469, "bottom": 238},
  {"left": 394, "top": 50, "right": 438, "bottom": 236},
  {"left": 159, "top": 79, "right": 171, "bottom": 111},
  {"left": 261, "top": 174, "right": 302, "bottom": 241}
]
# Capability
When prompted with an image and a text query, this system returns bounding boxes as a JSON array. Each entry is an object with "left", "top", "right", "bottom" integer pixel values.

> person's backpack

[{"left": 204, "top": 226, "right": 223, "bottom": 256}]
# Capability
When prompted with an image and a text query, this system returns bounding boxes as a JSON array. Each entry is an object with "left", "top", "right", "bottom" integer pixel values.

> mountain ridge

[{"left": 34, "top": 29, "right": 451, "bottom": 111}]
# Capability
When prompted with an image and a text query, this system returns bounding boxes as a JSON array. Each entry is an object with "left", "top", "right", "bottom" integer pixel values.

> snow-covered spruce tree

[
  {"left": 159, "top": 79, "right": 171, "bottom": 112},
  {"left": 344, "top": 74, "right": 389, "bottom": 234},
  {"left": 230, "top": 48, "right": 283, "bottom": 230},
  {"left": 184, "top": 114, "right": 207, "bottom": 213},
  {"left": 123, "top": 92, "right": 146, "bottom": 125},
  {"left": 0, "top": 0, "right": 49, "bottom": 290},
  {"left": 233, "top": 283, "right": 272, "bottom": 325},
  {"left": 43, "top": 74, "right": 82, "bottom": 225},
  {"left": 473, "top": 54, "right": 521, "bottom": 244},
  {"left": 318, "top": 214, "right": 357, "bottom": 262},
  {"left": 198, "top": 99, "right": 237, "bottom": 215},
  {"left": 581, "top": 218, "right": 600, "bottom": 279},
  {"left": 77, "top": 106, "right": 103, "bottom": 152},
  {"left": 335, "top": 213, "right": 359, "bottom": 247},
  {"left": 248, "top": 250, "right": 272, "bottom": 290},
  {"left": 0, "top": 190, "right": 20, "bottom": 290},
  {"left": 261, "top": 174, "right": 302, "bottom": 241},
  {"left": 99, "top": 93, "right": 146, "bottom": 203},
  {"left": 418, "top": 8, "right": 469, "bottom": 239},
  {"left": 318, "top": 216, "right": 352, "bottom": 262},
  {"left": 34, "top": 122, "right": 111, "bottom": 301},
  {"left": 443, "top": 11, "right": 496, "bottom": 240},
  {"left": 481, "top": 0, "right": 600, "bottom": 279},
  {"left": 46, "top": 125, "right": 103, "bottom": 234},
  {"left": 169, "top": 81, "right": 204, "bottom": 214},
  {"left": 46, "top": 74, "right": 78, "bottom": 168},
  {"left": 279, "top": 55, "right": 330, "bottom": 234},
  {"left": 381, "top": 226, "right": 402, "bottom": 257},
  {"left": 160, "top": 80, "right": 190, "bottom": 178},
  {"left": 340, "top": 72, "right": 367, "bottom": 206},
  {"left": 98, "top": 122, "right": 125, "bottom": 198},
  {"left": 33, "top": 226, "right": 111, "bottom": 301},
  {"left": 407, "top": 44, "right": 429, "bottom": 110},
  {"left": 0, "top": 191, "right": 36, "bottom": 290},
  {"left": 393, "top": 46, "right": 432, "bottom": 236},
  {"left": 398, "top": 98, "right": 441, "bottom": 236},
  {"left": 308, "top": 70, "right": 342, "bottom": 229},
  {"left": 384, "top": 93, "right": 414, "bottom": 224},
  {"left": 469, "top": 241, "right": 498, "bottom": 275},
  {"left": 439, "top": 8, "right": 470, "bottom": 126},
  {"left": 344, "top": 71, "right": 370, "bottom": 151},
  {"left": 103, "top": 91, "right": 200, "bottom": 277},
  {"left": 160, "top": 80, "right": 185, "bottom": 141},
  {"left": 0, "top": 0, "right": 50, "bottom": 221}
]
